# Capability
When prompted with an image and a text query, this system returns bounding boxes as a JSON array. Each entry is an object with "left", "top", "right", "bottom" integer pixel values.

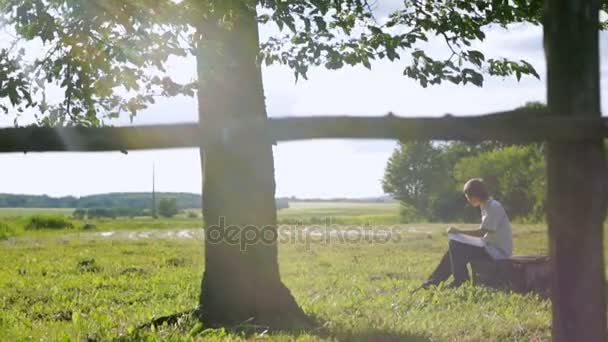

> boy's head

[{"left": 463, "top": 178, "right": 489, "bottom": 207}]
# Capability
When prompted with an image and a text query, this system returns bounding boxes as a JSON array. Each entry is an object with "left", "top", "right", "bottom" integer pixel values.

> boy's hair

[{"left": 463, "top": 178, "right": 489, "bottom": 200}]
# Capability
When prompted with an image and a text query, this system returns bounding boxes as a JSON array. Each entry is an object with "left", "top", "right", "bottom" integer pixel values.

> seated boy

[{"left": 417, "top": 178, "right": 513, "bottom": 289}]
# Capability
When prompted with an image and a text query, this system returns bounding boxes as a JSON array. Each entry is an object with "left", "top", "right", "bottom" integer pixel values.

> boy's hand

[{"left": 446, "top": 226, "right": 459, "bottom": 234}]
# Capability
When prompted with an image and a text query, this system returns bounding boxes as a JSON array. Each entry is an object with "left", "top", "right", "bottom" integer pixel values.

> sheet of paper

[{"left": 448, "top": 233, "right": 485, "bottom": 248}]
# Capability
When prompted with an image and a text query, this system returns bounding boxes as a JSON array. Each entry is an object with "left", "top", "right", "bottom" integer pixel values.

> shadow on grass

[
  {"left": 323, "top": 328, "right": 431, "bottom": 342},
  {"left": 117, "top": 310, "right": 431, "bottom": 342}
]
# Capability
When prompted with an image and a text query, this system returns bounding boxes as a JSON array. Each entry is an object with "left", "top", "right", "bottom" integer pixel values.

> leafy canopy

[{"left": 0, "top": 0, "right": 605, "bottom": 126}]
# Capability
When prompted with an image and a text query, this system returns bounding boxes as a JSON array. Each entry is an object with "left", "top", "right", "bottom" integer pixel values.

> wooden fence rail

[{"left": 0, "top": 109, "right": 606, "bottom": 153}]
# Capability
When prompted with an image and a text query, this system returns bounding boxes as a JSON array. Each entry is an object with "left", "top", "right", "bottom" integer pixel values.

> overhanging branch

[{"left": 0, "top": 109, "right": 606, "bottom": 153}]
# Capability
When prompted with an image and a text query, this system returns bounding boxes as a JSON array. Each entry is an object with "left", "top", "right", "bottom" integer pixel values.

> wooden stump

[{"left": 471, "top": 256, "right": 551, "bottom": 297}]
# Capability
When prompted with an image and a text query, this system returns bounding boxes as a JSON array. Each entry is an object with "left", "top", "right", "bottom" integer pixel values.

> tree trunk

[
  {"left": 194, "top": 4, "right": 310, "bottom": 328},
  {"left": 544, "top": 0, "right": 607, "bottom": 341}
]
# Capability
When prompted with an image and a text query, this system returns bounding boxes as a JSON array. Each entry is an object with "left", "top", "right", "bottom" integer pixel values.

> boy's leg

[
  {"left": 448, "top": 240, "right": 490, "bottom": 286},
  {"left": 424, "top": 250, "right": 452, "bottom": 285}
]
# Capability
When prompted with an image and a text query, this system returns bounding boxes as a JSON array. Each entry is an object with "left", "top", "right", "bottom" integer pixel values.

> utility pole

[{"left": 152, "top": 163, "right": 157, "bottom": 219}]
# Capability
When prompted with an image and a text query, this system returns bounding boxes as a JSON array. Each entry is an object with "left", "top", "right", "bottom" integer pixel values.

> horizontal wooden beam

[
  {"left": 0, "top": 123, "right": 202, "bottom": 153},
  {"left": 0, "top": 109, "right": 606, "bottom": 153},
  {"left": 266, "top": 111, "right": 608, "bottom": 143}
]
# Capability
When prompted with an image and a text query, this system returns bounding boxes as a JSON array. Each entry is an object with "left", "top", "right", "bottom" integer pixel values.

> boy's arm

[
  {"left": 447, "top": 226, "right": 487, "bottom": 237},
  {"left": 448, "top": 201, "right": 503, "bottom": 237}
]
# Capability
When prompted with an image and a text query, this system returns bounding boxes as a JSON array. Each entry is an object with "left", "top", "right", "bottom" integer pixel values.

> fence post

[{"left": 545, "top": 0, "right": 607, "bottom": 341}]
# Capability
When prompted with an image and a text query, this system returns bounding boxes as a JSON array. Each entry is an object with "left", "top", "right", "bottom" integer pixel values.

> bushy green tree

[
  {"left": 382, "top": 141, "right": 445, "bottom": 219},
  {"left": 157, "top": 197, "right": 179, "bottom": 218},
  {"left": 454, "top": 144, "right": 545, "bottom": 221},
  {"left": 383, "top": 141, "right": 485, "bottom": 222},
  {"left": 383, "top": 140, "right": 546, "bottom": 223},
  {"left": 432, "top": 141, "right": 508, "bottom": 222},
  {"left": 72, "top": 208, "right": 86, "bottom": 219}
]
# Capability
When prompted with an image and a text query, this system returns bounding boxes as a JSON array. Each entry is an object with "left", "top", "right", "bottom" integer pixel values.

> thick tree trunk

[
  {"left": 544, "top": 0, "right": 607, "bottom": 341},
  {"left": 194, "top": 4, "right": 310, "bottom": 328}
]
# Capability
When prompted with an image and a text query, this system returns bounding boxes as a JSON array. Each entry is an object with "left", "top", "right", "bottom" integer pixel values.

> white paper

[{"left": 448, "top": 233, "right": 485, "bottom": 248}]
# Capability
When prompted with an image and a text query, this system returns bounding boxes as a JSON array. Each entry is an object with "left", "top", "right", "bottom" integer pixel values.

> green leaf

[{"left": 7, "top": 80, "right": 19, "bottom": 106}]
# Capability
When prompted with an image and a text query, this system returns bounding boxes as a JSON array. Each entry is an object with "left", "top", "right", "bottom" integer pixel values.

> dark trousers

[{"left": 426, "top": 240, "right": 491, "bottom": 286}]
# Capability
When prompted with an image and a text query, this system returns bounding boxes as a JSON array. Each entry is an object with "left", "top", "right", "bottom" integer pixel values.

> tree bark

[
  {"left": 545, "top": 0, "right": 607, "bottom": 341},
  {"left": 194, "top": 3, "right": 310, "bottom": 328}
]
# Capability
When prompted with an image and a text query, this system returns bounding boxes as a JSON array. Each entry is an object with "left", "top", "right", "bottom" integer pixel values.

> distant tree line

[
  {"left": 0, "top": 194, "right": 78, "bottom": 208},
  {"left": 0, "top": 192, "right": 290, "bottom": 219},
  {"left": 0, "top": 192, "right": 202, "bottom": 209},
  {"left": 279, "top": 196, "right": 395, "bottom": 203},
  {"left": 0, "top": 192, "right": 301, "bottom": 210}
]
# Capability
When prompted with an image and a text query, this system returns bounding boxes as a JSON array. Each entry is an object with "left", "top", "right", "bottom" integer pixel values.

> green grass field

[
  {"left": 0, "top": 202, "right": 399, "bottom": 239},
  {"left": 278, "top": 202, "right": 400, "bottom": 225},
  {"left": 0, "top": 207, "right": 75, "bottom": 217},
  {"left": 0, "top": 204, "right": 580, "bottom": 341},
  {"left": 0, "top": 202, "right": 399, "bottom": 221}
]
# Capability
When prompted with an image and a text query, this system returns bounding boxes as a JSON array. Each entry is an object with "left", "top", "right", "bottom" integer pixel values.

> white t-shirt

[{"left": 480, "top": 198, "right": 513, "bottom": 259}]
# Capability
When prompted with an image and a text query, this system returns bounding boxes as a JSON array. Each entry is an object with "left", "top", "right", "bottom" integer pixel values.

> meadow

[
  {"left": 0, "top": 202, "right": 400, "bottom": 239},
  {"left": 0, "top": 208, "right": 75, "bottom": 217},
  {"left": 0, "top": 203, "right": 568, "bottom": 341}
]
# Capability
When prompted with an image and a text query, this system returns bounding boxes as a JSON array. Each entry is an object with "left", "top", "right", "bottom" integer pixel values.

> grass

[
  {"left": 0, "top": 202, "right": 400, "bottom": 240},
  {"left": 0, "top": 203, "right": 590, "bottom": 340},
  {"left": 0, "top": 213, "right": 558, "bottom": 341},
  {"left": 0, "top": 221, "right": 18, "bottom": 239},
  {"left": 0, "top": 207, "right": 74, "bottom": 217},
  {"left": 0, "top": 211, "right": 204, "bottom": 240},
  {"left": 277, "top": 201, "right": 400, "bottom": 225}
]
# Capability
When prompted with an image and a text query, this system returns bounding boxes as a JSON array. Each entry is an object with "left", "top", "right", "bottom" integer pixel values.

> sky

[{"left": 0, "top": 3, "right": 606, "bottom": 199}]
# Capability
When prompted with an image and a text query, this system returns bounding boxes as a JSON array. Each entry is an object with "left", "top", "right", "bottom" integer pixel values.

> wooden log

[
  {"left": 266, "top": 113, "right": 608, "bottom": 143},
  {"left": 0, "top": 124, "right": 201, "bottom": 153},
  {"left": 471, "top": 256, "right": 551, "bottom": 298},
  {"left": 0, "top": 111, "right": 606, "bottom": 153}
]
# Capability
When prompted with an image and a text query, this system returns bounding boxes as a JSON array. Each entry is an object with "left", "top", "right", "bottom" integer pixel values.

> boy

[{"left": 417, "top": 178, "right": 513, "bottom": 289}]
